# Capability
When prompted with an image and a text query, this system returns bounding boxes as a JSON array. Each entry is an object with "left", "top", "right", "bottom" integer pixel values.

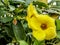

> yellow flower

[{"left": 26, "top": 3, "right": 57, "bottom": 41}]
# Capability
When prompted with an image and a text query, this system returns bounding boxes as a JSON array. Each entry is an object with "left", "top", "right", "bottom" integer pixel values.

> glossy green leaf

[
  {"left": 56, "top": 19, "right": 60, "bottom": 30},
  {"left": 12, "top": 21, "right": 26, "bottom": 41}
]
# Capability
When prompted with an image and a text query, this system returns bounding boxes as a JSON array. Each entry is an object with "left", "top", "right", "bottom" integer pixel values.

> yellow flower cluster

[{"left": 26, "top": 3, "right": 57, "bottom": 41}]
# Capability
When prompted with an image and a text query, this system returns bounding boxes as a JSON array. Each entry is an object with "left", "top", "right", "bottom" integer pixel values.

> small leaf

[
  {"left": 19, "top": 40, "right": 28, "bottom": 45},
  {"left": 0, "top": 1, "right": 4, "bottom": 6},
  {"left": 9, "top": 5, "right": 15, "bottom": 11},
  {"left": 33, "top": 40, "right": 44, "bottom": 45},
  {"left": 14, "top": 8, "right": 23, "bottom": 14},
  {"left": 1, "top": 17, "right": 13, "bottom": 23},
  {"left": 9, "top": 0, "right": 25, "bottom": 3},
  {"left": 56, "top": 19, "right": 60, "bottom": 30},
  {"left": 2, "top": 0, "right": 9, "bottom": 6},
  {"left": 57, "top": 31, "right": 60, "bottom": 38}
]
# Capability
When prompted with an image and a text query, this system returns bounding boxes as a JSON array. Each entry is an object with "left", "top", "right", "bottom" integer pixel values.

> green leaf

[
  {"left": 0, "top": 1, "right": 4, "bottom": 6},
  {"left": 36, "top": 8, "right": 42, "bottom": 13},
  {"left": 14, "top": 8, "right": 23, "bottom": 14},
  {"left": 9, "top": 5, "right": 15, "bottom": 11},
  {"left": 0, "top": 9, "right": 7, "bottom": 16},
  {"left": 12, "top": 21, "right": 26, "bottom": 41},
  {"left": 2, "top": 0, "right": 9, "bottom": 6},
  {"left": 33, "top": 40, "right": 44, "bottom": 45},
  {"left": 33, "top": 40, "right": 39, "bottom": 45},
  {"left": 57, "top": 31, "right": 60, "bottom": 38},
  {"left": 1, "top": 17, "right": 13, "bottom": 23},
  {"left": 33, "top": 1, "right": 48, "bottom": 9},
  {"left": 19, "top": 40, "right": 28, "bottom": 45},
  {"left": 56, "top": 19, "right": 60, "bottom": 30},
  {"left": 4, "top": 27, "right": 14, "bottom": 38}
]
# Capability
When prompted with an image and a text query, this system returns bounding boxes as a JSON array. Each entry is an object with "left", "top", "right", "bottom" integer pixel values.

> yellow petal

[
  {"left": 27, "top": 16, "right": 41, "bottom": 31},
  {"left": 27, "top": 3, "right": 38, "bottom": 18},
  {"left": 32, "top": 30, "right": 46, "bottom": 41},
  {"left": 44, "top": 27, "right": 57, "bottom": 40},
  {"left": 36, "top": 15, "right": 56, "bottom": 28}
]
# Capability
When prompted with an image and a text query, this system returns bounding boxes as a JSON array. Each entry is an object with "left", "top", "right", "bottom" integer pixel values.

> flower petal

[
  {"left": 27, "top": 3, "right": 38, "bottom": 18},
  {"left": 32, "top": 30, "right": 46, "bottom": 41},
  {"left": 28, "top": 17, "right": 41, "bottom": 31},
  {"left": 44, "top": 27, "right": 57, "bottom": 40}
]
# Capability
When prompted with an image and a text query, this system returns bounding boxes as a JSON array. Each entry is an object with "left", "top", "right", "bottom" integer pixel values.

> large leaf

[
  {"left": 56, "top": 19, "right": 60, "bottom": 30},
  {"left": 12, "top": 21, "right": 26, "bottom": 41},
  {"left": 1, "top": 17, "right": 13, "bottom": 23}
]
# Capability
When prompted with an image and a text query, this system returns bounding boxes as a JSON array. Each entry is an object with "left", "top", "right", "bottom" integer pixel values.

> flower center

[
  {"left": 41, "top": 24, "right": 47, "bottom": 30},
  {"left": 30, "top": 14, "right": 34, "bottom": 18}
]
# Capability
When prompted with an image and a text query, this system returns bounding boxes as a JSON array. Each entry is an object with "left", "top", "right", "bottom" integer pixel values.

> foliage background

[{"left": 0, "top": 0, "right": 60, "bottom": 45}]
